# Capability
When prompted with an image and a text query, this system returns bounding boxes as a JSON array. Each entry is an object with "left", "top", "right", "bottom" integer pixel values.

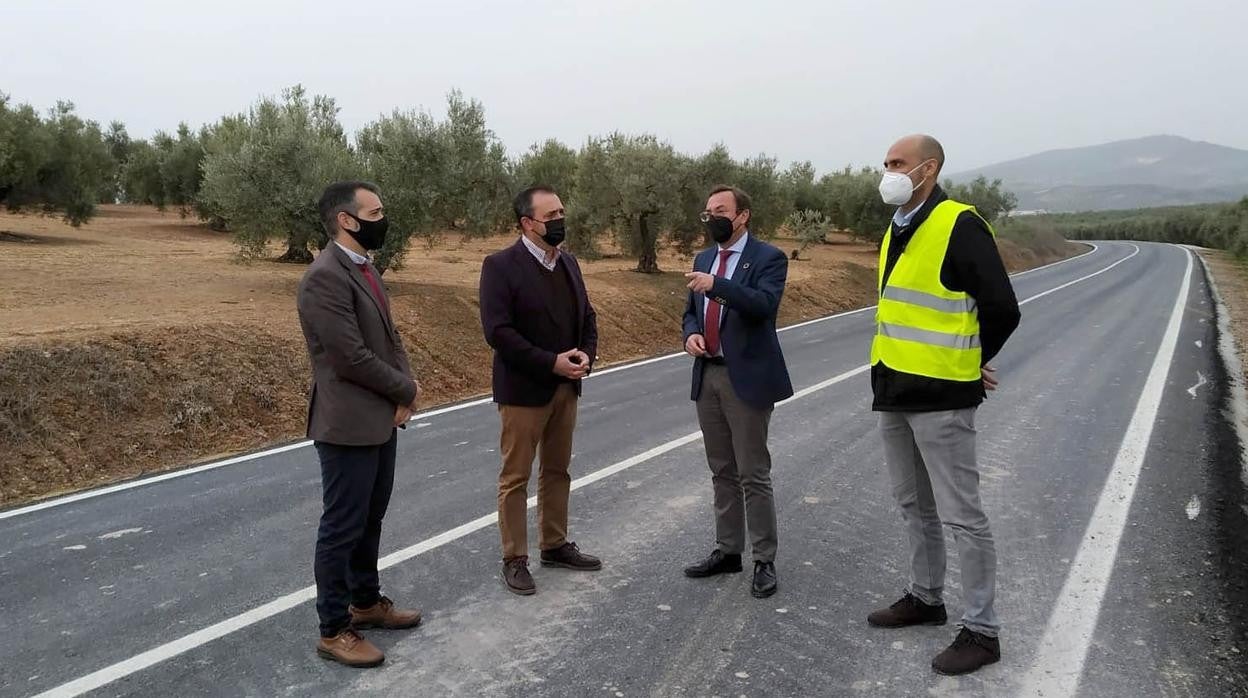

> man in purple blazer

[{"left": 479, "top": 185, "right": 603, "bottom": 596}]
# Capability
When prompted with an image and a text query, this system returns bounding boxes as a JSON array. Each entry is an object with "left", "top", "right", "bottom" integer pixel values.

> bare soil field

[
  {"left": 1199, "top": 249, "right": 1248, "bottom": 378},
  {"left": 0, "top": 206, "right": 1078, "bottom": 505}
]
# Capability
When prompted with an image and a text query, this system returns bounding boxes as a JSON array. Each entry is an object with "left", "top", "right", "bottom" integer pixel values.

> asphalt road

[{"left": 2, "top": 241, "right": 1245, "bottom": 697}]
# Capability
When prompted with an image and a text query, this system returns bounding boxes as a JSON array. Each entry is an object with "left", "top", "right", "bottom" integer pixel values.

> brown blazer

[{"left": 296, "top": 243, "right": 417, "bottom": 446}]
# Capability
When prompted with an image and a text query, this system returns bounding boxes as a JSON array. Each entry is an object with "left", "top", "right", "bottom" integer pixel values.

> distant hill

[{"left": 949, "top": 135, "right": 1248, "bottom": 213}]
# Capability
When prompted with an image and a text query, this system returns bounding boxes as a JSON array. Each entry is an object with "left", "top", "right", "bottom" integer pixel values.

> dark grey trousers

[{"left": 695, "top": 364, "right": 778, "bottom": 562}]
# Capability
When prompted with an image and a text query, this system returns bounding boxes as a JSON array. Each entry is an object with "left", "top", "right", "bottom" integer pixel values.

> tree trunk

[
  {"left": 277, "top": 244, "right": 313, "bottom": 264},
  {"left": 277, "top": 233, "right": 312, "bottom": 265},
  {"left": 633, "top": 213, "right": 661, "bottom": 274}
]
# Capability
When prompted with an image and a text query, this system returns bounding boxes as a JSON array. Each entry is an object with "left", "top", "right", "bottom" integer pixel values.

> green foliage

[
  {"left": 0, "top": 95, "right": 50, "bottom": 210},
  {"left": 786, "top": 209, "right": 834, "bottom": 259},
  {"left": 198, "top": 85, "right": 360, "bottom": 263},
  {"left": 515, "top": 139, "right": 579, "bottom": 201},
  {"left": 159, "top": 124, "right": 206, "bottom": 213},
  {"left": 357, "top": 108, "right": 444, "bottom": 267},
  {"left": 1047, "top": 198, "right": 1248, "bottom": 256},
  {"left": 817, "top": 166, "right": 893, "bottom": 243},
  {"left": 101, "top": 121, "right": 131, "bottom": 202},
  {"left": 121, "top": 124, "right": 205, "bottom": 215},
  {"left": 943, "top": 176, "right": 1017, "bottom": 222},
  {"left": 783, "top": 161, "right": 824, "bottom": 214},
  {"left": 438, "top": 91, "right": 513, "bottom": 236},
  {"left": 663, "top": 144, "right": 730, "bottom": 256},
  {"left": 119, "top": 139, "right": 163, "bottom": 206},
  {"left": 8, "top": 86, "right": 1075, "bottom": 270},
  {"left": 735, "top": 154, "right": 792, "bottom": 237},
  {"left": 0, "top": 97, "right": 112, "bottom": 226},
  {"left": 358, "top": 91, "right": 514, "bottom": 270},
  {"left": 574, "top": 133, "right": 684, "bottom": 273}
]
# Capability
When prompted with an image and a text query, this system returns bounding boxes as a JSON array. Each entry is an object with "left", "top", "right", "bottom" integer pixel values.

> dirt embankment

[{"left": 0, "top": 206, "right": 1081, "bottom": 506}]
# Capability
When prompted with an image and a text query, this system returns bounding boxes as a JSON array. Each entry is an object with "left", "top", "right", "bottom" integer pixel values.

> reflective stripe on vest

[
  {"left": 880, "top": 286, "right": 978, "bottom": 314},
  {"left": 877, "top": 322, "right": 982, "bottom": 350},
  {"left": 869, "top": 199, "right": 994, "bottom": 382}
]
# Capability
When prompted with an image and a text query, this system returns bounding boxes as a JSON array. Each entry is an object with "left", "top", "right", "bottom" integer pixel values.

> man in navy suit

[{"left": 681, "top": 184, "right": 794, "bottom": 598}]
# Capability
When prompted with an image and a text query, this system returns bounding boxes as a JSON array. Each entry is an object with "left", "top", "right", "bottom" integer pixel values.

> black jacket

[{"left": 871, "top": 186, "right": 1021, "bottom": 412}]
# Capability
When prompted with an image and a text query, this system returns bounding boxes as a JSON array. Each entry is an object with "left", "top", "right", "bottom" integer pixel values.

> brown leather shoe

[
  {"left": 316, "top": 628, "right": 384, "bottom": 668},
  {"left": 503, "top": 557, "right": 536, "bottom": 595},
  {"left": 932, "top": 627, "right": 1001, "bottom": 675},
  {"left": 867, "top": 592, "right": 948, "bottom": 628},
  {"left": 350, "top": 596, "right": 422, "bottom": 630},
  {"left": 540, "top": 541, "right": 603, "bottom": 571}
]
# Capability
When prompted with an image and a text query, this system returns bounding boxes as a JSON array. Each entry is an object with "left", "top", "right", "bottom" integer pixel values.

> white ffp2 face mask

[{"left": 878, "top": 160, "right": 934, "bottom": 206}]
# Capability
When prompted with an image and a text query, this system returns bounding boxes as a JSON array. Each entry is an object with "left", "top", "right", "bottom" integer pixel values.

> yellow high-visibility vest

[{"left": 869, "top": 199, "right": 993, "bottom": 382}]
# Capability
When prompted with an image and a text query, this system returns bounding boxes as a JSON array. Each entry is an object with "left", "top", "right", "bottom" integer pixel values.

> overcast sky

[{"left": 3, "top": 0, "right": 1244, "bottom": 174}]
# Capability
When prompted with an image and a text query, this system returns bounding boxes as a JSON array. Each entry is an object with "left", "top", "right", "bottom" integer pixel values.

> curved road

[{"left": 1, "top": 241, "right": 1244, "bottom": 697}]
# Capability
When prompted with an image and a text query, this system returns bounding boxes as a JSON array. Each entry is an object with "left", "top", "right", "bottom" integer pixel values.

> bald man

[{"left": 865, "top": 135, "right": 1020, "bottom": 676}]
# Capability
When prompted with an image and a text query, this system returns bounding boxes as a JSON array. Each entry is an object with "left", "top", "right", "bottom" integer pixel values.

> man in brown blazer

[
  {"left": 479, "top": 185, "right": 603, "bottom": 596},
  {"left": 296, "top": 181, "right": 423, "bottom": 668}
]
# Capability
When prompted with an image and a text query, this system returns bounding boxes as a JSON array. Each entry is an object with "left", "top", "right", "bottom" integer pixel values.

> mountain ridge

[{"left": 949, "top": 135, "right": 1248, "bottom": 212}]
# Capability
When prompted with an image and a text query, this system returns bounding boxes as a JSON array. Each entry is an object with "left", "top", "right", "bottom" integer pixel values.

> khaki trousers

[{"left": 497, "top": 383, "right": 578, "bottom": 560}]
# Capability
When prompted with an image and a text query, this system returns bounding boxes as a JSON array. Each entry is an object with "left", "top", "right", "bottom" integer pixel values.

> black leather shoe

[
  {"left": 683, "top": 550, "right": 743, "bottom": 578},
  {"left": 751, "top": 561, "right": 777, "bottom": 598},
  {"left": 867, "top": 592, "right": 948, "bottom": 628},
  {"left": 932, "top": 627, "right": 1001, "bottom": 675},
  {"left": 540, "top": 542, "right": 602, "bottom": 571}
]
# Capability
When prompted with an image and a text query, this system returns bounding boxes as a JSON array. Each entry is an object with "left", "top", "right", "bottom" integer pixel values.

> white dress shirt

[
  {"left": 521, "top": 234, "right": 560, "bottom": 271},
  {"left": 334, "top": 240, "right": 369, "bottom": 266}
]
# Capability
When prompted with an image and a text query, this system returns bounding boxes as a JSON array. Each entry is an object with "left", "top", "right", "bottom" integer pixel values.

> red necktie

[
  {"left": 703, "top": 249, "right": 734, "bottom": 356},
  {"left": 358, "top": 263, "right": 390, "bottom": 317}
]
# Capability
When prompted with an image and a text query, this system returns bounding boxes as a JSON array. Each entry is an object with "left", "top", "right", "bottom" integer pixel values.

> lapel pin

[{"left": 742, "top": 262, "right": 751, "bottom": 270}]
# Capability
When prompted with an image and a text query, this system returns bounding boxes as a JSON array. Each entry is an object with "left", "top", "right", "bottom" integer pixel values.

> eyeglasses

[{"left": 700, "top": 210, "right": 733, "bottom": 223}]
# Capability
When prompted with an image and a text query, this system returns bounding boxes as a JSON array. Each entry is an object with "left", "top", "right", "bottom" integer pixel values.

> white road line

[
  {"left": 0, "top": 441, "right": 311, "bottom": 521},
  {"left": 32, "top": 243, "right": 1138, "bottom": 698},
  {"left": 0, "top": 241, "right": 1106, "bottom": 521},
  {"left": 1019, "top": 246, "right": 1193, "bottom": 697},
  {"left": 1015, "top": 243, "right": 1139, "bottom": 306},
  {"left": 1009, "top": 241, "right": 1097, "bottom": 277}
]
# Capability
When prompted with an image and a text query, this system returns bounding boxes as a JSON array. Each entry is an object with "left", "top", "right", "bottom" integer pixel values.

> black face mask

[
  {"left": 538, "top": 217, "right": 566, "bottom": 248},
  {"left": 703, "top": 214, "right": 735, "bottom": 244},
  {"left": 345, "top": 213, "right": 389, "bottom": 251}
]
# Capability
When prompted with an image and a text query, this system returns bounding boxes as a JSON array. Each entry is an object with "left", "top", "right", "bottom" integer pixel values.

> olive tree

[
  {"left": 198, "top": 86, "right": 360, "bottom": 262},
  {"left": 575, "top": 133, "right": 684, "bottom": 273}
]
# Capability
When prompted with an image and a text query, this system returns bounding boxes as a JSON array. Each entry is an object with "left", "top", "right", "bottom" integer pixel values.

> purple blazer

[{"left": 479, "top": 239, "right": 598, "bottom": 407}]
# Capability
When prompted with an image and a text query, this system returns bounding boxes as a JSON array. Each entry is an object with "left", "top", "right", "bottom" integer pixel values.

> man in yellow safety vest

[{"left": 865, "top": 134, "right": 1021, "bottom": 676}]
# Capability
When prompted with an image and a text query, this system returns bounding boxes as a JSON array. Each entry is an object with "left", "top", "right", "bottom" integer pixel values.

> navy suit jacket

[{"left": 682, "top": 235, "right": 794, "bottom": 409}]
